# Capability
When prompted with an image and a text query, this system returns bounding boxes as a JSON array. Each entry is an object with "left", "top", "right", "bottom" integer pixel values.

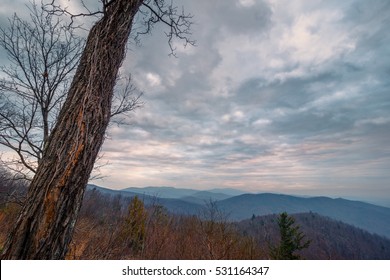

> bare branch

[
  {"left": 44, "top": 0, "right": 195, "bottom": 56},
  {"left": 110, "top": 75, "right": 144, "bottom": 125},
  {"left": 136, "top": 0, "right": 196, "bottom": 56},
  {"left": 43, "top": 0, "right": 104, "bottom": 28}
]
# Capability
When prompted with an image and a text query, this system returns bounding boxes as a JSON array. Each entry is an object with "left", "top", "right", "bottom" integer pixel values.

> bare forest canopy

[{"left": 1, "top": 175, "right": 390, "bottom": 260}]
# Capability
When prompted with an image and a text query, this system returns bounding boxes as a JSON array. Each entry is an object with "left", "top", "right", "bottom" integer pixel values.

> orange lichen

[
  {"left": 57, "top": 106, "right": 86, "bottom": 188},
  {"left": 39, "top": 105, "right": 87, "bottom": 238}
]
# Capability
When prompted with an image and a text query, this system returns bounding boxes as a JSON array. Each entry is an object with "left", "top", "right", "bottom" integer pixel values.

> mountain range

[{"left": 87, "top": 185, "right": 390, "bottom": 239}]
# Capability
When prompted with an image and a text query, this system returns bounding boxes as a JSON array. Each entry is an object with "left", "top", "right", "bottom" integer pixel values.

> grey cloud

[
  {"left": 182, "top": 0, "right": 272, "bottom": 36},
  {"left": 203, "top": 0, "right": 272, "bottom": 35},
  {"left": 270, "top": 111, "right": 354, "bottom": 138},
  {"left": 345, "top": 0, "right": 390, "bottom": 25},
  {"left": 234, "top": 76, "right": 317, "bottom": 108},
  {"left": 126, "top": 0, "right": 275, "bottom": 139}
]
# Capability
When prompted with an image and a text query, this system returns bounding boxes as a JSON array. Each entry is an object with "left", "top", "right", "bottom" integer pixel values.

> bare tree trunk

[{"left": 1, "top": 0, "right": 143, "bottom": 259}]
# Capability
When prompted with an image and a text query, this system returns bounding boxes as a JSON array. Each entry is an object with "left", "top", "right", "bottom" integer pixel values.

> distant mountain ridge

[
  {"left": 87, "top": 184, "right": 204, "bottom": 215},
  {"left": 215, "top": 193, "right": 390, "bottom": 238},
  {"left": 86, "top": 185, "right": 390, "bottom": 239},
  {"left": 122, "top": 186, "right": 246, "bottom": 200}
]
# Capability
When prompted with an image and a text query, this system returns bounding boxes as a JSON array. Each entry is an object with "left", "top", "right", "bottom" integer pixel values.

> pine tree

[
  {"left": 120, "top": 196, "right": 146, "bottom": 256},
  {"left": 270, "top": 212, "right": 310, "bottom": 259}
]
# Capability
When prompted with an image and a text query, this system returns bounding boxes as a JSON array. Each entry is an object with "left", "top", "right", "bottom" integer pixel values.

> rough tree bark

[{"left": 1, "top": 0, "right": 144, "bottom": 259}]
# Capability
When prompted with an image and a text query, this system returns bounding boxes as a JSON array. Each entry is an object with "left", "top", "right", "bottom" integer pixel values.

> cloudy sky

[{"left": 1, "top": 0, "right": 390, "bottom": 206}]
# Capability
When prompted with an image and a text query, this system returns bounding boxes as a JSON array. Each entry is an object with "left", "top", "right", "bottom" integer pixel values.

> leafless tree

[
  {"left": 1, "top": 0, "right": 194, "bottom": 259},
  {"left": 0, "top": 3, "right": 83, "bottom": 177},
  {"left": 0, "top": 1, "right": 143, "bottom": 180},
  {"left": 0, "top": 166, "right": 27, "bottom": 207}
]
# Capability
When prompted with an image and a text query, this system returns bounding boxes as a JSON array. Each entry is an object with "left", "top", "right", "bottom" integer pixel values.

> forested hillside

[
  {"left": 1, "top": 183, "right": 389, "bottom": 260},
  {"left": 237, "top": 213, "right": 390, "bottom": 259}
]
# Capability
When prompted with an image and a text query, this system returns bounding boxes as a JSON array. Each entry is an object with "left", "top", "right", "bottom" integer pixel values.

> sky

[{"left": 1, "top": 0, "right": 390, "bottom": 206}]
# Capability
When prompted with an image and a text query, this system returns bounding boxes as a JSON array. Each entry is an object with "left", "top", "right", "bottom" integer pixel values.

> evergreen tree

[
  {"left": 270, "top": 212, "right": 310, "bottom": 259},
  {"left": 121, "top": 196, "right": 147, "bottom": 255}
]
